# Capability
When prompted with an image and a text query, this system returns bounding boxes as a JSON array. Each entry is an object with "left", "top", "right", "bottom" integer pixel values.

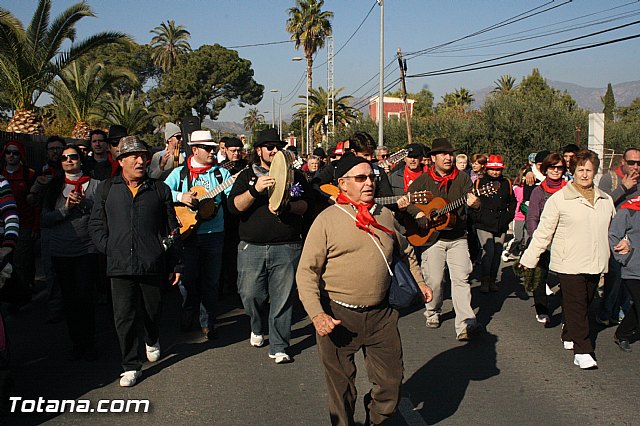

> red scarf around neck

[
  {"left": 427, "top": 166, "right": 459, "bottom": 191},
  {"left": 403, "top": 165, "right": 423, "bottom": 192},
  {"left": 107, "top": 152, "right": 119, "bottom": 177},
  {"left": 336, "top": 193, "right": 394, "bottom": 236},
  {"left": 620, "top": 195, "right": 640, "bottom": 211},
  {"left": 540, "top": 177, "right": 566, "bottom": 194},
  {"left": 65, "top": 174, "right": 90, "bottom": 193},
  {"left": 187, "top": 155, "right": 213, "bottom": 181},
  {"left": 614, "top": 164, "right": 625, "bottom": 179}
]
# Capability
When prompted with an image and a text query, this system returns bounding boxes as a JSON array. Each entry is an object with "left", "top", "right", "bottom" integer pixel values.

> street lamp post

[
  {"left": 270, "top": 89, "right": 282, "bottom": 139},
  {"left": 292, "top": 57, "right": 308, "bottom": 155}
]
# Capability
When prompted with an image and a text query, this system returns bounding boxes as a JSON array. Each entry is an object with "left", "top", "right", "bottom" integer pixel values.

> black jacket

[
  {"left": 471, "top": 175, "right": 517, "bottom": 235},
  {"left": 89, "top": 175, "right": 182, "bottom": 276}
]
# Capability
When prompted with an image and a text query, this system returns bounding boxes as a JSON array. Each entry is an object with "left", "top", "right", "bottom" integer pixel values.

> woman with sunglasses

[
  {"left": 524, "top": 153, "right": 566, "bottom": 328},
  {"left": 41, "top": 145, "right": 100, "bottom": 361}
]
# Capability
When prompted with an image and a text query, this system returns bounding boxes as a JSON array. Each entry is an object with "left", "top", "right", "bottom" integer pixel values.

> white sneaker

[
  {"left": 536, "top": 314, "right": 550, "bottom": 325},
  {"left": 145, "top": 341, "right": 161, "bottom": 362},
  {"left": 250, "top": 332, "right": 265, "bottom": 347},
  {"left": 563, "top": 340, "right": 574, "bottom": 350},
  {"left": 269, "top": 352, "right": 291, "bottom": 364},
  {"left": 119, "top": 370, "right": 142, "bottom": 387},
  {"left": 573, "top": 353, "right": 598, "bottom": 369}
]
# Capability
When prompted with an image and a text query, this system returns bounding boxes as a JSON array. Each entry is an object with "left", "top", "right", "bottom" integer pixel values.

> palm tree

[
  {"left": 48, "top": 60, "right": 138, "bottom": 139},
  {"left": 0, "top": 0, "right": 131, "bottom": 134},
  {"left": 493, "top": 74, "right": 516, "bottom": 94},
  {"left": 150, "top": 20, "right": 191, "bottom": 73},
  {"left": 243, "top": 107, "right": 265, "bottom": 144},
  {"left": 286, "top": 0, "right": 333, "bottom": 146},
  {"left": 92, "top": 91, "right": 157, "bottom": 135},
  {"left": 293, "top": 87, "right": 356, "bottom": 143}
]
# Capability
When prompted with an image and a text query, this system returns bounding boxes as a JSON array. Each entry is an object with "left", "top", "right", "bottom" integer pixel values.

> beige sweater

[
  {"left": 296, "top": 204, "right": 425, "bottom": 319},
  {"left": 520, "top": 182, "right": 615, "bottom": 275}
]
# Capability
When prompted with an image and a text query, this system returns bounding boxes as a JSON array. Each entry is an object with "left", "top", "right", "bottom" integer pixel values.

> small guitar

[
  {"left": 377, "top": 149, "right": 408, "bottom": 171},
  {"left": 319, "top": 183, "right": 433, "bottom": 206},
  {"left": 405, "top": 181, "right": 501, "bottom": 246},
  {"left": 174, "top": 166, "right": 247, "bottom": 238}
]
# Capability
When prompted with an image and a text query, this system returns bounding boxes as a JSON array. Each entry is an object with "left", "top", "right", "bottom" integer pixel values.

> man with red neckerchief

[
  {"left": 297, "top": 153, "right": 431, "bottom": 426},
  {"left": 388, "top": 143, "right": 425, "bottom": 196},
  {"left": 164, "top": 130, "right": 231, "bottom": 340},
  {"left": 403, "top": 138, "right": 483, "bottom": 341}
]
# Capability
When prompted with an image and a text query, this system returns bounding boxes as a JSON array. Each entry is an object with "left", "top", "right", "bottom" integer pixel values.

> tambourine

[{"left": 268, "top": 150, "right": 295, "bottom": 214}]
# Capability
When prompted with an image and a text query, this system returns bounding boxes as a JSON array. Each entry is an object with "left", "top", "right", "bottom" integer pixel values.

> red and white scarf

[{"left": 187, "top": 155, "right": 213, "bottom": 181}]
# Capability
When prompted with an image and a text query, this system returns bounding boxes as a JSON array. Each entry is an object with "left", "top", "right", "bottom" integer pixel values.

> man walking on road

[
  {"left": 297, "top": 154, "right": 431, "bottom": 426},
  {"left": 90, "top": 136, "right": 182, "bottom": 387}
]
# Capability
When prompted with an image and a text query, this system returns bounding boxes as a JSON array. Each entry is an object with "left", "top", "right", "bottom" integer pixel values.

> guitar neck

[
  {"left": 199, "top": 176, "right": 236, "bottom": 201},
  {"left": 375, "top": 195, "right": 401, "bottom": 205},
  {"left": 435, "top": 188, "right": 478, "bottom": 216}
]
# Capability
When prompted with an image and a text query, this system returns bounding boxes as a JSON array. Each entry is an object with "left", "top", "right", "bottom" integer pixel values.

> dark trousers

[
  {"left": 599, "top": 256, "right": 627, "bottom": 322},
  {"left": 52, "top": 254, "right": 97, "bottom": 351},
  {"left": 615, "top": 279, "right": 640, "bottom": 340},
  {"left": 111, "top": 275, "right": 163, "bottom": 371},
  {"left": 317, "top": 300, "right": 403, "bottom": 426},
  {"left": 559, "top": 273, "right": 599, "bottom": 354},
  {"left": 533, "top": 251, "right": 551, "bottom": 315},
  {"left": 182, "top": 232, "right": 224, "bottom": 328}
]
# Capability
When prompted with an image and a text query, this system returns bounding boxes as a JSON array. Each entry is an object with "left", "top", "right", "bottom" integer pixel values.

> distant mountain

[
  {"left": 471, "top": 80, "right": 640, "bottom": 112},
  {"left": 201, "top": 119, "right": 246, "bottom": 135}
]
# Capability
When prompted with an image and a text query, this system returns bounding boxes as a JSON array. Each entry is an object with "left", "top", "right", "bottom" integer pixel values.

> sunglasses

[
  {"left": 263, "top": 144, "right": 280, "bottom": 151},
  {"left": 547, "top": 165, "right": 565, "bottom": 171},
  {"left": 5, "top": 150, "right": 20, "bottom": 156},
  {"left": 626, "top": 160, "right": 640, "bottom": 166},
  {"left": 108, "top": 140, "right": 120, "bottom": 147},
  {"left": 341, "top": 174, "right": 376, "bottom": 183},
  {"left": 60, "top": 153, "right": 80, "bottom": 162},
  {"left": 196, "top": 145, "right": 216, "bottom": 152},
  {"left": 174, "top": 134, "right": 182, "bottom": 140}
]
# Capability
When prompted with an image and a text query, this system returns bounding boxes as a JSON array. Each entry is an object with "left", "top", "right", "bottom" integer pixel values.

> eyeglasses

[
  {"left": 196, "top": 145, "right": 216, "bottom": 152},
  {"left": 263, "top": 144, "right": 280, "bottom": 151},
  {"left": 547, "top": 164, "right": 565, "bottom": 171},
  {"left": 341, "top": 174, "right": 376, "bottom": 183},
  {"left": 60, "top": 153, "right": 80, "bottom": 162},
  {"left": 625, "top": 160, "right": 640, "bottom": 166},
  {"left": 378, "top": 154, "right": 389, "bottom": 158},
  {"left": 5, "top": 150, "right": 20, "bottom": 156}
]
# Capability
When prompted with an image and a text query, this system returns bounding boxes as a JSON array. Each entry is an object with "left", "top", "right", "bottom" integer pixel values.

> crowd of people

[{"left": 0, "top": 123, "right": 638, "bottom": 425}]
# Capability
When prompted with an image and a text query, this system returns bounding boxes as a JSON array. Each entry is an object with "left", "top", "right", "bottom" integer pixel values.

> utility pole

[
  {"left": 397, "top": 48, "right": 412, "bottom": 145},
  {"left": 377, "top": 0, "right": 384, "bottom": 147},
  {"left": 327, "top": 35, "right": 335, "bottom": 150}
]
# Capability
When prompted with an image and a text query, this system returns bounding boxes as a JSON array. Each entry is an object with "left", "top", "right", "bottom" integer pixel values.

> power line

[
  {"left": 226, "top": 40, "right": 293, "bottom": 49},
  {"left": 407, "top": 19, "right": 640, "bottom": 78},
  {"left": 407, "top": 33, "right": 640, "bottom": 79}
]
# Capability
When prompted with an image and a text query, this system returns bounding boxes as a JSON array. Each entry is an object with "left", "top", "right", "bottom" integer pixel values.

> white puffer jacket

[{"left": 520, "top": 182, "right": 615, "bottom": 275}]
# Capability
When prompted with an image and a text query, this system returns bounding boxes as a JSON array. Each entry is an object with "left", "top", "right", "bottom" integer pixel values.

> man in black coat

[{"left": 89, "top": 136, "right": 182, "bottom": 387}]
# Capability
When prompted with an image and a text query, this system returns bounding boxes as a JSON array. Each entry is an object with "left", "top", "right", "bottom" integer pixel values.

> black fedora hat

[
  {"left": 428, "top": 138, "right": 457, "bottom": 155},
  {"left": 107, "top": 124, "right": 127, "bottom": 142},
  {"left": 254, "top": 128, "right": 285, "bottom": 148}
]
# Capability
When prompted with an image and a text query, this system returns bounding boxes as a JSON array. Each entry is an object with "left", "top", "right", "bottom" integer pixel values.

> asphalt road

[{"left": 3, "top": 261, "right": 639, "bottom": 425}]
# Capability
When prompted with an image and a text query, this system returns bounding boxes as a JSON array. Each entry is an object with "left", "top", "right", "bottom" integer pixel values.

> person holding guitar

[
  {"left": 164, "top": 130, "right": 232, "bottom": 340},
  {"left": 388, "top": 143, "right": 425, "bottom": 196},
  {"left": 402, "top": 138, "right": 483, "bottom": 341}
]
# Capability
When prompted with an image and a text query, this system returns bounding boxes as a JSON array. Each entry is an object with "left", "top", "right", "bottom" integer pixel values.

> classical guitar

[
  {"left": 174, "top": 166, "right": 247, "bottom": 238},
  {"left": 319, "top": 183, "right": 433, "bottom": 206},
  {"left": 405, "top": 181, "right": 501, "bottom": 246},
  {"left": 377, "top": 149, "right": 408, "bottom": 171}
]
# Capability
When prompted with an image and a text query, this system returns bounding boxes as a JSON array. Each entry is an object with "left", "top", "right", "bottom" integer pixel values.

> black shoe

[{"left": 614, "top": 336, "right": 632, "bottom": 352}]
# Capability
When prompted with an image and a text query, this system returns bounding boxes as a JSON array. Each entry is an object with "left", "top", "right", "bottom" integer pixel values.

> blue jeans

[
  {"left": 237, "top": 241, "right": 301, "bottom": 355},
  {"left": 182, "top": 232, "right": 224, "bottom": 328}
]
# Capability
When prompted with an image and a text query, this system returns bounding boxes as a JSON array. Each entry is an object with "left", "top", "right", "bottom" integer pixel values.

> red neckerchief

[
  {"left": 620, "top": 195, "right": 640, "bottom": 211},
  {"left": 403, "top": 165, "right": 423, "bottom": 192},
  {"left": 336, "top": 192, "right": 394, "bottom": 236},
  {"left": 540, "top": 178, "right": 566, "bottom": 194},
  {"left": 427, "top": 166, "right": 459, "bottom": 191},
  {"left": 615, "top": 165, "right": 625, "bottom": 179},
  {"left": 64, "top": 174, "right": 90, "bottom": 193},
  {"left": 107, "top": 152, "right": 119, "bottom": 177},
  {"left": 3, "top": 164, "right": 25, "bottom": 181},
  {"left": 186, "top": 155, "right": 213, "bottom": 181}
]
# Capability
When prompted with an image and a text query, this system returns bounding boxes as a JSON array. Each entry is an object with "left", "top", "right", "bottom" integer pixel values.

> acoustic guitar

[
  {"left": 319, "top": 183, "right": 433, "bottom": 206},
  {"left": 174, "top": 167, "right": 247, "bottom": 239},
  {"left": 377, "top": 148, "right": 408, "bottom": 171},
  {"left": 405, "top": 181, "right": 501, "bottom": 246}
]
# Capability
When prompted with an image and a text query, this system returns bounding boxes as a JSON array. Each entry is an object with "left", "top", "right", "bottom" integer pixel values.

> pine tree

[{"left": 602, "top": 83, "right": 616, "bottom": 121}]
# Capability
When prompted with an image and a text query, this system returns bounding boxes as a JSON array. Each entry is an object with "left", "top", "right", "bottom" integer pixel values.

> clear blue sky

[{"left": 5, "top": 0, "right": 640, "bottom": 122}]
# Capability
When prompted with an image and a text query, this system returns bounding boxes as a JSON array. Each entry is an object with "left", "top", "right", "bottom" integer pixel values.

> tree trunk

[
  {"left": 306, "top": 55, "right": 314, "bottom": 153},
  {"left": 5, "top": 109, "right": 44, "bottom": 135},
  {"left": 72, "top": 120, "right": 92, "bottom": 140}
]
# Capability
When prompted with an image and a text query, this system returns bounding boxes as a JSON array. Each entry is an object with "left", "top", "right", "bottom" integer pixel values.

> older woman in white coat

[{"left": 520, "top": 150, "right": 615, "bottom": 370}]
